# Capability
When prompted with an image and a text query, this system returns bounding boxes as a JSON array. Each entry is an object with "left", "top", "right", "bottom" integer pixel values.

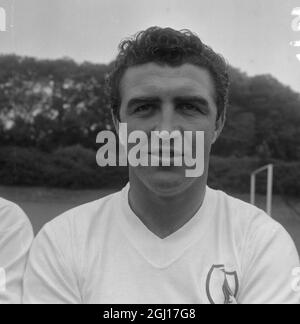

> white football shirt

[
  {"left": 23, "top": 183, "right": 300, "bottom": 304},
  {"left": 0, "top": 198, "right": 34, "bottom": 304}
]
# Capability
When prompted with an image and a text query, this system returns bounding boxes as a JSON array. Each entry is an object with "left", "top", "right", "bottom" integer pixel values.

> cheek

[
  {"left": 126, "top": 121, "right": 151, "bottom": 136},
  {"left": 187, "top": 118, "right": 216, "bottom": 138},
  {"left": 190, "top": 120, "right": 216, "bottom": 152},
  {"left": 126, "top": 115, "right": 158, "bottom": 135}
]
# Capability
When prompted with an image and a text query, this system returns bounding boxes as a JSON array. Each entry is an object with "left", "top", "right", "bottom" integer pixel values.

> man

[
  {"left": 23, "top": 27, "right": 300, "bottom": 304},
  {"left": 0, "top": 198, "right": 33, "bottom": 304}
]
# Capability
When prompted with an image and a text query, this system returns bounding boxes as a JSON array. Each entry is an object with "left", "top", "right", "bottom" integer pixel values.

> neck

[{"left": 128, "top": 170, "right": 207, "bottom": 239}]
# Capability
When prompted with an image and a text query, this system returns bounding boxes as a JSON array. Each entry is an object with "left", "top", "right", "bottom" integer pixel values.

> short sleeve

[
  {"left": 23, "top": 222, "right": 82, "bottom": 304},
  {"left": 0, "top": 203, "right": 34, "bottom": 304},
  {"left": 238, "top": 215, "right": 300, "bottom": 304}
]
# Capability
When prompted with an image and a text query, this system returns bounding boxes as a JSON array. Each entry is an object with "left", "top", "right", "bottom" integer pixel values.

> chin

[{"left": 145, "top": 168, "right": 193, "bottom": 197}]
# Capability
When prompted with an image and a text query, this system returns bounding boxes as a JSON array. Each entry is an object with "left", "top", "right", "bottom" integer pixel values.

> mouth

[
  {"left": 148, "top": 149, "right": 183, "bottom": 166},
  {"left": 148, "top": 148, "right": 183, "bottom": 157}
]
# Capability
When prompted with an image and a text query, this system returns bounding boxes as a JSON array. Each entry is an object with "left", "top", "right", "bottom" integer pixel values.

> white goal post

[{"left": 250, "top": 164, "right": 274, "bottom": 217}]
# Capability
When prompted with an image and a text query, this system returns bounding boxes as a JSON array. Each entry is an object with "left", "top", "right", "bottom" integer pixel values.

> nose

[{"left": 154, "top": 102, "right": 179, "bottom": 133}]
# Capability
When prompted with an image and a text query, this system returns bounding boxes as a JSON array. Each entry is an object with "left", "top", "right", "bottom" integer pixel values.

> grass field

[{"left": 0, "top": 185, "right": 299, "bottom": 254}]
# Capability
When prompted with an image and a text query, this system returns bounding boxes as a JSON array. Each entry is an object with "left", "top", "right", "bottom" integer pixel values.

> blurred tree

[{"left": 0, "top": 54, "right": 299, "bottom": 163}]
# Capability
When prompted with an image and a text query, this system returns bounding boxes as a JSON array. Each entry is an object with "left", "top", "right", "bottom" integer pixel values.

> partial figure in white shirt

[
  {"left": 0, "top": 198, "right": 33, "bottom": 304},
  {"left": 23, "top": 26, "right": 300, "bottom": 304}
]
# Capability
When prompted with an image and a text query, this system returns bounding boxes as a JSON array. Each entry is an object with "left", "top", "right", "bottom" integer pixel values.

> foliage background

[{"left": 0, "top": 55, "right": 299, "bottom": 195}]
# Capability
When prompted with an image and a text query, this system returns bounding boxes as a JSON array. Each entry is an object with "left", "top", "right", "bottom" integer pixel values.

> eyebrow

[
  {"left": 174, "top": 96, "right": 209, "bottom": 107},
  {"left": 127, "top": 95, "right": 209, "bottom": 108},
  {"left": 127, "top": 97, "right": 161, "bottom": 108}
]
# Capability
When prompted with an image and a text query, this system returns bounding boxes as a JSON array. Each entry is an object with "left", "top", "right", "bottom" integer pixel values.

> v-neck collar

[{"left": 115, "top": 182, "right": 215, "bottom": 269}]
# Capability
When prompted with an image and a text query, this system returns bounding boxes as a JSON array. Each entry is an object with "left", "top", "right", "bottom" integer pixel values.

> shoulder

[
  {"left": 209, "top": 188, "right": 299, "bottom": 275},
  {"left": 0, "top": 197, "right": 32, "bottom": 232},
  {"left": 208, "top": 187, "right": 280, "bottom": 230},
  {"left": 207, "top": 187, "right": 297, "bottom": 254},
  {"left": 38, "top": 189, "right": 122, "bottom": 243},
  {"left": 29, "top": 189, "right": 123, "bottom": 279},
  {"left": 212, "top": 188, "right": 298, "bottom": 256}
]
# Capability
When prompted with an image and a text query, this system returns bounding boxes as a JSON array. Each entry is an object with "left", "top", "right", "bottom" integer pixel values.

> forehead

[{"left": 119, "top": 63, "right": 216, "bottom": 102}]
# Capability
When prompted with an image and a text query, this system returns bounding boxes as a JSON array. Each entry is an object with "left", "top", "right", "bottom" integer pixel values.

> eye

[
  {"left": 179, "top": 103, "right": 204, "bottom": 114},
  {"left": 134, "top": 104, "right": 156, "bottom": 114}
]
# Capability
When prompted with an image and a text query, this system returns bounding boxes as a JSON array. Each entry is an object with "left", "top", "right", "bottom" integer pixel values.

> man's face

[{"left": 117, "top": 62, "right": 223, "bottom": 196}]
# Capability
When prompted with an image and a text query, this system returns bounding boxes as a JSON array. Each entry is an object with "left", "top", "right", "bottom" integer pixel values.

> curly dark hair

[{"left": 106, "top": 26, "right": 229, "bottom": 121}]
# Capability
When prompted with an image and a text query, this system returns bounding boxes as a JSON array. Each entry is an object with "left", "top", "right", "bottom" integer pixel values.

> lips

[
  {"left": 148, "top": 149, "right": 183, "bottom": 158},
  {"left": 147, "top": 148, "right": 183, "bottom": 166}
]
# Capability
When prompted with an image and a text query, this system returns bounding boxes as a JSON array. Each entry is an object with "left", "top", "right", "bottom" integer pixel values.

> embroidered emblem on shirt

[{"left": 206, "top": 264, "right": 239, "bottom": 304}]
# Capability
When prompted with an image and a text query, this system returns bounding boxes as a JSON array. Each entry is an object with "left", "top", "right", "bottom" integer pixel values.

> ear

[{"left": 212, "top": 113, "right": 225, "bottom": 144}]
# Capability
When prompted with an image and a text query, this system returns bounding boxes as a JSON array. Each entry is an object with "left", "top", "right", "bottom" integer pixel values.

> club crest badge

[{"left": 206, "top": 264, "right": 239, "bottom": 304}]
